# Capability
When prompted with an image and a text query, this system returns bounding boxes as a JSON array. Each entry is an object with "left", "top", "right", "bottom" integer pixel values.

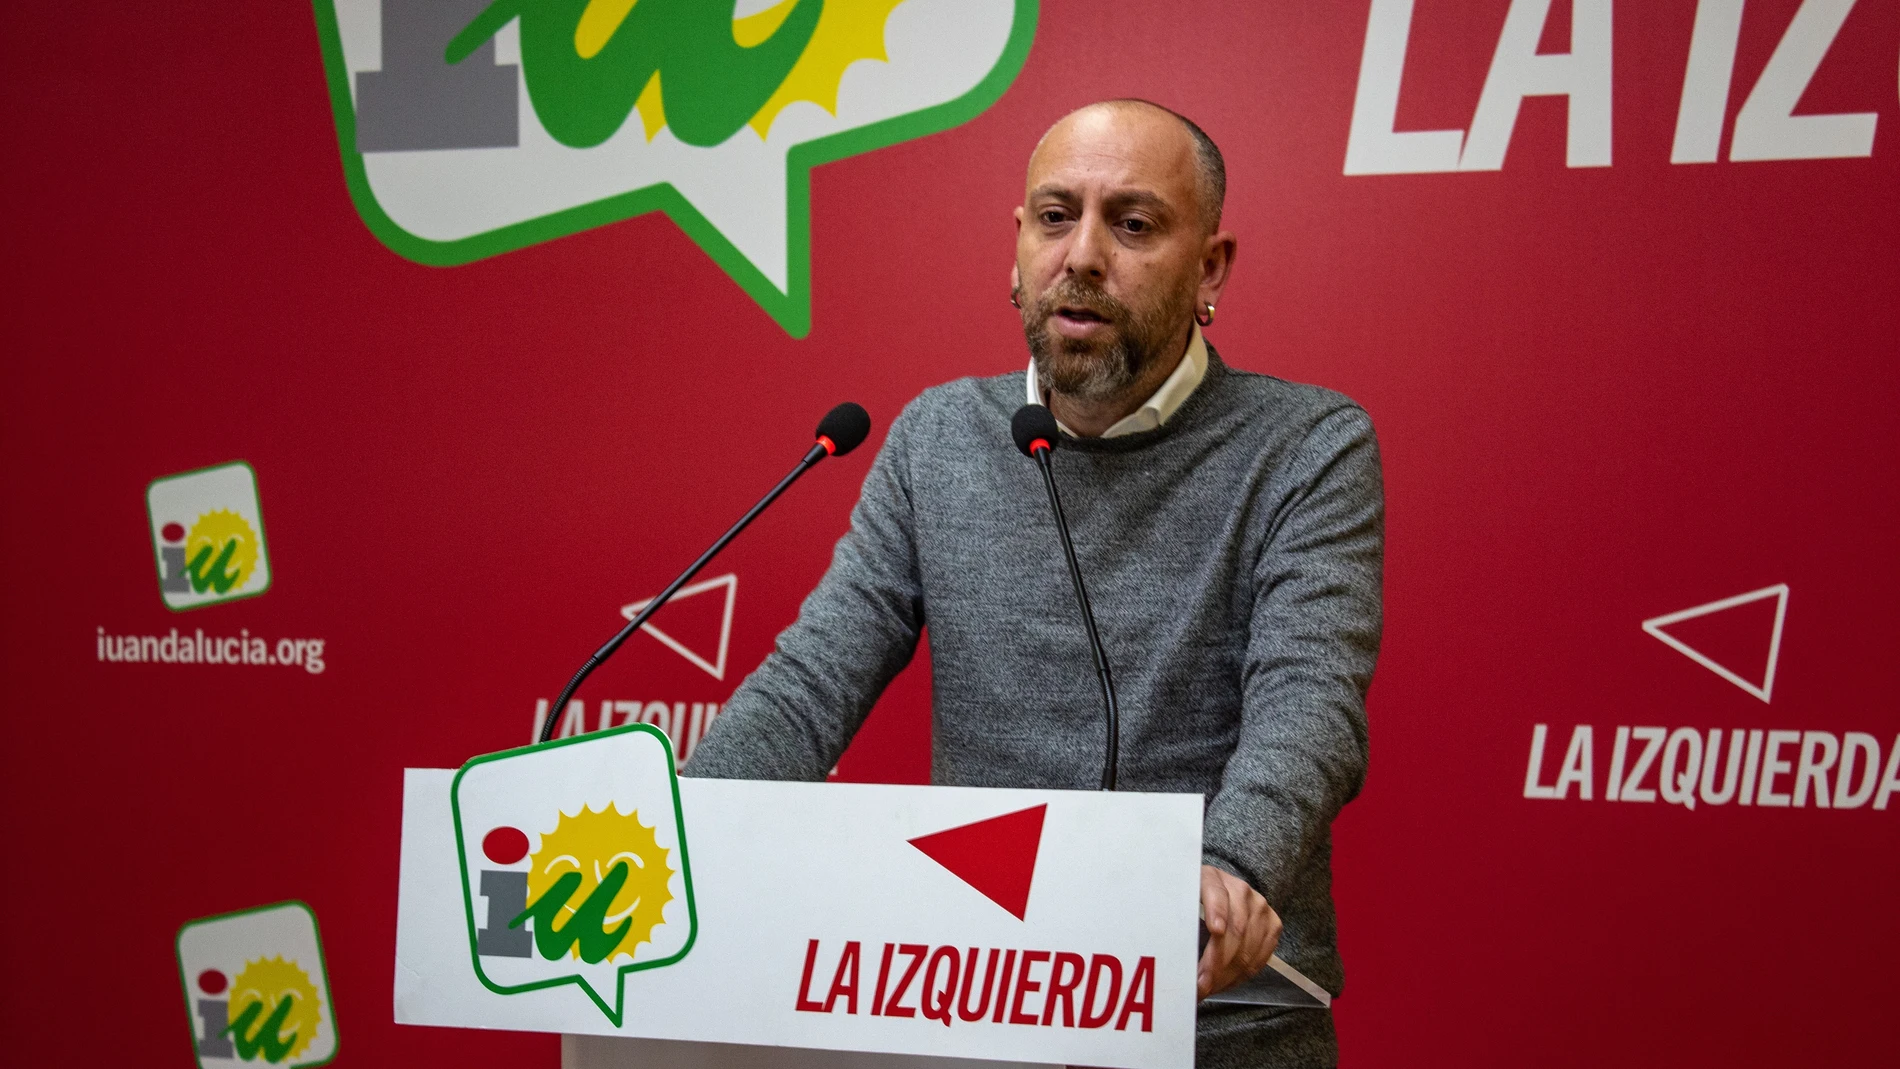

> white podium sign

[{"left": 394, "top": 726, "right": 1203, "bottom": 1069}]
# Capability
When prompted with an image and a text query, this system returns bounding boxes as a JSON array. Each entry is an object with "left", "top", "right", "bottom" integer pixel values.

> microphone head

[
  {"left": 1011, "top": 404, "right": 1060, "bottom": 457},
  {"left": 815, "top": 402, "right": 872, "bottom": 456}
]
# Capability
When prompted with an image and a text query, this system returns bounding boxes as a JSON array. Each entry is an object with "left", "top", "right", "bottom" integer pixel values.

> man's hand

[{"left": 1198, "top": 864, "right": 1282, "bottom": 998}]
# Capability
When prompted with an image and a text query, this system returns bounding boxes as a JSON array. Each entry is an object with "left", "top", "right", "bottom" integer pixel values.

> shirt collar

[{"left": 1025, "top": 323, "right": 1209, "bottom": 438}]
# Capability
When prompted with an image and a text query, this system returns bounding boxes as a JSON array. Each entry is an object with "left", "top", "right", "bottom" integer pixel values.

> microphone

[
  {"left": 537, "top": 402, "right": 873, "bottom": 745},
  {"left": 1011, "top": 404, "right": 1120, "bottom": 790}
]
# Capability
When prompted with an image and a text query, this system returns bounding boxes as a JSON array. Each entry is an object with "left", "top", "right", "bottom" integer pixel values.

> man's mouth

[{"left": 1046, "top": 301, "right": 1118, "bottom": 342}]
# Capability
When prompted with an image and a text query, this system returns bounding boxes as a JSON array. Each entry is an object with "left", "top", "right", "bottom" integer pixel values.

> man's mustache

[{"left": 1032, "top": 280, "right": 1128, "bottom": 324}]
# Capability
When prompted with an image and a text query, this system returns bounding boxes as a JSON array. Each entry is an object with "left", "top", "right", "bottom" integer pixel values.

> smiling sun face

[
  {"left": 228, "top": 956, "right": 320, "bottom": 1061},
  {"left": 185, "top": 508, "right": 259, "bottom": 591},
  {"left": 527, "top": 804, "right": 674, "bottom": 962}
]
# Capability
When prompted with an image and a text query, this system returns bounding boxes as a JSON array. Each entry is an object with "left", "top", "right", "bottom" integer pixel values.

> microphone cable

[{"left": 1012, "top": 403, "right": 1120, "bottom": 790}]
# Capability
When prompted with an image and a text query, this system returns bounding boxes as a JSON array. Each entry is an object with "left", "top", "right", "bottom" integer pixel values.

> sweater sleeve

[
  {"left": 1201, "top": 404, "right": 1383, "bottom": 908},
  {"left": 682, "top": 402, "right": 926, "bottom": 781}
]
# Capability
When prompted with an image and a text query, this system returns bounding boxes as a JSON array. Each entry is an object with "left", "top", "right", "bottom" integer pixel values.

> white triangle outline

[
  {"left": 619, "top": 572, "right": 737, "bottom": 681},
  {"left": 1640, "top": 583, "right": 1789, "bottom": 704}
]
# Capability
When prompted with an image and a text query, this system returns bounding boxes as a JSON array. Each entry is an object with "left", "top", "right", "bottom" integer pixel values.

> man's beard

[{"left": 1023, "top": 276, "right": 1190, "bottom": 403}]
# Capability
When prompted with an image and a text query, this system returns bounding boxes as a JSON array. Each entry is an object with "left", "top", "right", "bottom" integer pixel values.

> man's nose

[{"left": 1061, "top": 212, "right": 1112, "bottom": 281}]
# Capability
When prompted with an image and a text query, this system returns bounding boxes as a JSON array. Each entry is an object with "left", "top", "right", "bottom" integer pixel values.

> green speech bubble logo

[
  {"left": 312, "top": 0, "right": 1039, "bottom": 336},
  {"left": 451, "top": 723, "right": 696, "bottom": 1026}
]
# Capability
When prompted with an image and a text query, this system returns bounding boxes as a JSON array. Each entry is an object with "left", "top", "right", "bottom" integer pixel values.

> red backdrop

[{"left": 2, "top": 1, "right": 1895, "bottom": 1066}]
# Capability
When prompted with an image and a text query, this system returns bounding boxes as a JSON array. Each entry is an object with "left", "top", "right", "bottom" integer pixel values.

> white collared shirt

[{"left": 1026, "top": 323, "right": 1209, "bottom": 438}]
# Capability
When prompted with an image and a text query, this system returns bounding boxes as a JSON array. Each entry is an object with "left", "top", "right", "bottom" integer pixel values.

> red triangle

[{"left": 907, "top": 804, "right": 1046, "bottom": 921}]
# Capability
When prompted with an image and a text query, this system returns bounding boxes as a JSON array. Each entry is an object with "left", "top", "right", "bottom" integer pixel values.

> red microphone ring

[
  {"left": 818, "top": 434, "right": 838, "bottom": 456},
  {"left": 1030, "top": 438, "right": 1051, "bottom": 454}
]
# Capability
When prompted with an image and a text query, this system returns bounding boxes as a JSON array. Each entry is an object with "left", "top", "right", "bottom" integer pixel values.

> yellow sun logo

[
  {"left": 185, "top": 508, "right": 259, "bottom": 593},
  {"left": 228, "top": 956, "right": 321, "bottom": 1063},
  {"left": 629, "top": 0, "right": 909, "bottom": 140},
  {"left": 527, "top": 804, "right": 675, "bottom": 962}
]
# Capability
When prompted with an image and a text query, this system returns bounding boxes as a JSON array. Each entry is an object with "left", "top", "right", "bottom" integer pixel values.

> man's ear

[{"left": 1198, "top": 230, "right": 1238, "bottom": 311}]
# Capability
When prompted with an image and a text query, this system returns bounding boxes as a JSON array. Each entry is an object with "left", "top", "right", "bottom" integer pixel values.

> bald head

[{"left": 1031, "top": 100, "right": 1226, "bottom": 232}]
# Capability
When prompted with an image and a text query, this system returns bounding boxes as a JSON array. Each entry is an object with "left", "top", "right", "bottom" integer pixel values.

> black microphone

[
  {"left": 1011, "top": 404, "right": 1120, "bottom": 790},
  {"left": 537, "top": 402, "right": 873, "bottom": 744}
]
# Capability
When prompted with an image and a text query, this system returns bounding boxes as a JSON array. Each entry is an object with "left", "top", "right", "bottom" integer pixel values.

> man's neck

[{"left": 1047, "top": 323, "right": 1193, "bottom": 438}]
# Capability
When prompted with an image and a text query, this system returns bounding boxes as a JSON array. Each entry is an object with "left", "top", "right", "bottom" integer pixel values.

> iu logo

[
  {"left": 175, "top": 901, "right": 337, "bottom": 1067},
  {"left": 452, "top": 723, "right": 697, "bottom": 1024},
  {"left": 147, "top": 461, "right": 271, "bottom": 611},
  {"left": 312, "top": 0, "right": 1037, "bottom": 335}
]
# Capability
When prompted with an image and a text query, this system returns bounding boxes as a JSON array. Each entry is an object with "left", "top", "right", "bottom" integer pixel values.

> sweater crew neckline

[{"left": 1053, "top": 347, "right": 1233, "bottom": 454}]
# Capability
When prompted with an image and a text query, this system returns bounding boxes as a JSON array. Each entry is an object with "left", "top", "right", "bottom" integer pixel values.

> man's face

[{"left": 1015, "top": 106, "right": 1210, "bottom": 401}]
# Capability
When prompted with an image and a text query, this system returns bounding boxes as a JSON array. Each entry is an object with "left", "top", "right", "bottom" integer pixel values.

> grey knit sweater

[{"left": 686, "top": 349, "right": 1383, "bottom": 1067}]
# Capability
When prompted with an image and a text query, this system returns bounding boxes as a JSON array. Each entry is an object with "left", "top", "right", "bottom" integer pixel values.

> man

[{"left": 687, "top": 100, "right": 1382, "bottom": 1068}]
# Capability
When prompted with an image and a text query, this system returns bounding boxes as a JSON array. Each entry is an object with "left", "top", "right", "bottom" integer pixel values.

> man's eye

[
  {"left": 1121, "top": 218, "right": 1150, "bottom": 233},
  {"left": 1040, "top": 210, "right": 1068, "bottom": 225}
]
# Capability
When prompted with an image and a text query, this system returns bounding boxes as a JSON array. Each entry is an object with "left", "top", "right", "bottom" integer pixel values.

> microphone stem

[
  {"left": 1034, "top": 450, "right": 1121, "bottom": 790},
  {"left": 539, "top": 442, "right": 830, "bottom": 744}
]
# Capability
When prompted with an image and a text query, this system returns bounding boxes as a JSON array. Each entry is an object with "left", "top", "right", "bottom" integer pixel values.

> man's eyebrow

[
  {"left": 1027, "top": 183, "right": 1078, "bottom": 202},
  {"left": 1103, "top": 189, "right": 1173, "bottom": 215}
]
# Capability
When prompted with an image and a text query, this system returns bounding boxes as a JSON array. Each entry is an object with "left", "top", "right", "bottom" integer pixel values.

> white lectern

[{"left": 393, "top": 725, "right": 1236, "bottom": 1068}]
